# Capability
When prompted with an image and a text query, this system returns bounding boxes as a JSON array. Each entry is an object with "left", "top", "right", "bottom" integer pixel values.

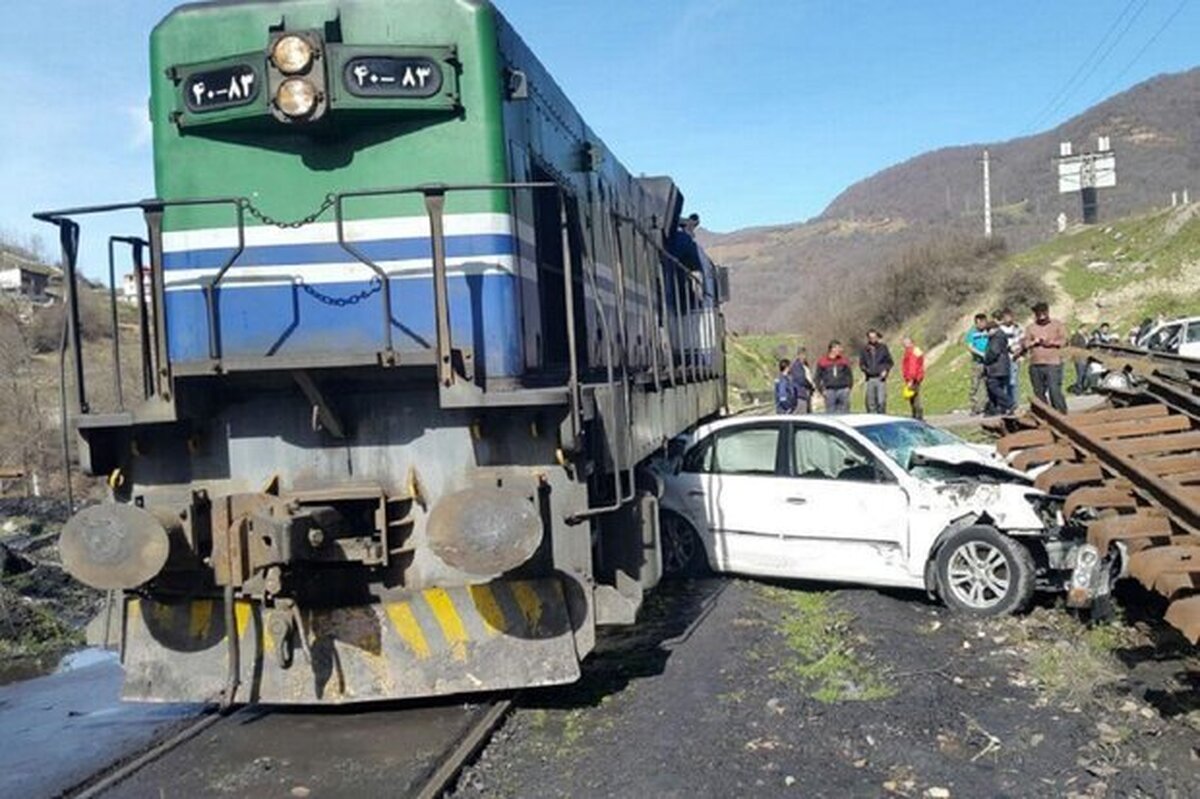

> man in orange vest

[{"left": 901, "top": 335, "right": 926, "bottom": 420}]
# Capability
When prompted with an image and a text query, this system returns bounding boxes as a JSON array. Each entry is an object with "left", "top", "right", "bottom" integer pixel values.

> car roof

[
  {"left": 1149, "top": 316, "right": 1200, "bottom": 329},
  {"left": 689, "top": 413, "right": 915, "bottom": 441}
]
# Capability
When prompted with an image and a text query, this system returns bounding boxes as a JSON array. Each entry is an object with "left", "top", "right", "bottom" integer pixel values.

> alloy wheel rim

[{"left": 946, "top": 541, "right": 1010, "bottom": 609}]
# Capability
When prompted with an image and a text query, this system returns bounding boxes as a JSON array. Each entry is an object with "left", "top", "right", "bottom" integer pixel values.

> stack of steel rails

[{"left": 993, "top": 348, "right": 1200, "bottom": 643}]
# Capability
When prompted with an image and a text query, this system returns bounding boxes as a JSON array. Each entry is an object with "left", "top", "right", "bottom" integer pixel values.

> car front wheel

[
  {"left": 935, "top": 525, "right": 1035, "bottom": 616},
  {"left": 660, "top": 512, "right": 709, "bottom": 578}
]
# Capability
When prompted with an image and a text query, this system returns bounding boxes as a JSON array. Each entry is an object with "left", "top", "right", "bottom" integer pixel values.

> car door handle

[
  {"left": 785, "top": 496, "right": 808, "bottom": 505},
  {"left": 687, "top": 489, "right": 706, "bottom": 497}
]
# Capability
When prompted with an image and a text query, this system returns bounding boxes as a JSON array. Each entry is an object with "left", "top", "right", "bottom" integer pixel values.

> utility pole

[{"left": 981, "top": 149, "right": 993, "bottom": 239}]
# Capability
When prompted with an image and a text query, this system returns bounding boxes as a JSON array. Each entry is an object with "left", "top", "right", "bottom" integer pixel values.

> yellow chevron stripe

[
  {"left": 425, "top": 588, "right": 469, "bottom": 661},
  {"left": 234, "top": 601, "right": 252, "bottom": 640},
  {"left": 188, "top": 600, "right": 214, "bottom": 640},
  {"left": 510, "top": 581, "right": 544, "bottom": 633},
  {"left": 469, "top": 585, "right": 507, "bottom": 636},
  {"left": 385, "top": 601, "right": 431, "bottom": 659}
]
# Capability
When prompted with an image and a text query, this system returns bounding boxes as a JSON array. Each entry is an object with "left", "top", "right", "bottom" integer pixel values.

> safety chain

[
  {"left": 240, "top": 193, "right": 337, "bottom": 229},
  {"left": 240, "top": 194, "right": 383, "bottom": 306},
  {"left": 298, "top": 275, "right": 383, "bottom": 307}
]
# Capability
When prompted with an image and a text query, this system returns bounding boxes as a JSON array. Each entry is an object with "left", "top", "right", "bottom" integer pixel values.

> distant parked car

[
  {"left": 657, "top": 415, "right": 1093, "bottom": 616},
  {"left": 1136, "top": 316, "right": 1200, "bottom": 358}
]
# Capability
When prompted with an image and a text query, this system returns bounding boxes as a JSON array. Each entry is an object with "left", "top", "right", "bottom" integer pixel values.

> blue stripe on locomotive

[{"left": 164, "top": 236, "right": 524, "bottom": 376}]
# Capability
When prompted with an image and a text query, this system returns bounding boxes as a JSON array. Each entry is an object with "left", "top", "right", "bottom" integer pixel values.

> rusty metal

[
  {"left": 1034, "top": 462, "right": 1104, "bottom": 492},
  {"left": 1081, "top": 415, "right": 1191, "bottom": 440},
  {"left": 59, "top": 504, "right": 173, "bottom": 590},
  {"left": 998, "top": 345, "right": 1199, "bottom": 642},
  {"left": 996, "top": 428, "right": 1053, "bottom": 455},
  {"left": 1164, "top": 596, "right": 1200, "bottom": 644},
  {"left": 1086, "top": 511, "right": 1172, "bottom": 552},
  {"left": 1011, "top": 443, "right": 1076, "bottom": 471},
  {"left": 1062, "top": 486, "right": 1137, "bottom": 519}
]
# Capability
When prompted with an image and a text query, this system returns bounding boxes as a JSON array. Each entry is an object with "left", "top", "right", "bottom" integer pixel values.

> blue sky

[{"left": 1, "top": 0, "right": 1196, "bottom": 276}]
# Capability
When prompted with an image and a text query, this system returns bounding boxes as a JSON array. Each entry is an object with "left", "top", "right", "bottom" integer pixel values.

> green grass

[
  {"left": 761, "top": 586, "right": 894, "bottom": 703},
  {"left": 726, "top": 333, "right": 805, "bottom": 407}
]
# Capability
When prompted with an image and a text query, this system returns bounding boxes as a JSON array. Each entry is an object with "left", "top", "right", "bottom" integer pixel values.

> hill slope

[
  {"left": 708, "top": 67, "right": 1200, "bottom": 335},
  {"left": 725, "top": 202, "right": 1200, "bottom": 415}
]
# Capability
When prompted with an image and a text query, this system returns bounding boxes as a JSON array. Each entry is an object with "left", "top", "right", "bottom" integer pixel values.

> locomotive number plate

[
  {"left": 343, "top": 56, "right": 444, "bottom": 98},
  {"left": 183, "top": 65, "right": 260, "bottom": 112}
]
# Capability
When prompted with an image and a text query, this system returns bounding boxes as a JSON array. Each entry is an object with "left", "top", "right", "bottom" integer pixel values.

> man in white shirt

[{"left": 998, "top": 307, "right": 1024, "bottom": 411}]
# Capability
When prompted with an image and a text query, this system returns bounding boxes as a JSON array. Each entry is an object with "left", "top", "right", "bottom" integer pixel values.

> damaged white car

[{"left": 658, "top": 415, "right": 1094, "bottom": 616}]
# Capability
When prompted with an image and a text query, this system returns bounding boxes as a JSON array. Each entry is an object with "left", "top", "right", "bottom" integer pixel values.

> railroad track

[
  {"left": 994, "top": 350, "right": 1200, "bottom": 644},
  {"left": 63, "top": 697, "right": 512, "bottom": 798}
]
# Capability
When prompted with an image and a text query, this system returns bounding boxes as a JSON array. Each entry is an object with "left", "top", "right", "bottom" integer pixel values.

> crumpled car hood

[
  {"left": 925, "top": 480, "right": 1051, "bottom": 532},
  {"left": 911, "top": 444, "right": 1032, "bottom": 484}
]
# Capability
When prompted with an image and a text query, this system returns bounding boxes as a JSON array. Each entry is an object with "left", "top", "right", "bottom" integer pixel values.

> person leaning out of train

[
  {"left": 815, "top": 340, "right": 853, "bottom": 414},
  {"left": 774, "top": 359, "right": 800, "bottom": 414},
  {"left": 786, "top": 347, "right": 814, "bottom": 414},
  {"left": 900, "top": 335, "right": 925, "bottom": 420}
]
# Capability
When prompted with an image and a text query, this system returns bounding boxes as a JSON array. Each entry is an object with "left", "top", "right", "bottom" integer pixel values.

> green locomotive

[{"left": 40, "top": 0, "right": 726, "bottom": 704}]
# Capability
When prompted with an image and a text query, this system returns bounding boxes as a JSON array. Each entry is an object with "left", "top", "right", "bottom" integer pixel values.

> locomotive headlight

[
  {"left": 271, "top": 35, "right": 314, "bottom": 75},
  {"left": 275, "top": 78, "right": 318, "bottom": 119}
]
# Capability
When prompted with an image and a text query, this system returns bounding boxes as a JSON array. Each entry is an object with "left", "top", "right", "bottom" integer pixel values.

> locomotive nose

[
  {"left": 426, "top": 487, "right": 544, "bottom": 577},
  {"left": 60, "top": 504, "right": 175, "bottom": 590}
]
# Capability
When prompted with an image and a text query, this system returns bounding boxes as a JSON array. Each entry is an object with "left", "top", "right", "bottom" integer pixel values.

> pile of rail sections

[{"left": 992, "top": 349, "right": 1200, "bottom": 643}]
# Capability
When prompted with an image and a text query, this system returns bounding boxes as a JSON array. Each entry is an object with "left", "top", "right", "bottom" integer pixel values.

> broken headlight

[{"left": 1025, "top": 493, "right": 1064, "bottom": 529}]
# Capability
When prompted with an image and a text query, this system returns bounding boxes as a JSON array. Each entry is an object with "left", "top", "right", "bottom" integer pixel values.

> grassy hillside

[{"left": 727, "top": 202, "right": 1200, "bottom": 416}]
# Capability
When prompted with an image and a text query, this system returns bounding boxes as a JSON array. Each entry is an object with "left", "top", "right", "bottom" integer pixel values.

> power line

[
  {"left": 1026, "top": 0, "right": 1150, "bottom": 133},
  {"left": 1089, "top": 0, "right": 1190, "bottom": 105}
]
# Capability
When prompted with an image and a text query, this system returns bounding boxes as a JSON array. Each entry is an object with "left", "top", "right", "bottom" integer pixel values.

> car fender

[{"left": 922, "top": 513, "right": 983, "bottom": 595}]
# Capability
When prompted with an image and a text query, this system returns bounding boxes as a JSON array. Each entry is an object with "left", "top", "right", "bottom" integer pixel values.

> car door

[
  {"left": 673, "top": 422, "right": 792, "bottom": 574},
  {"left": 771, "top": 423, "right": 914, "bottom": 586}
]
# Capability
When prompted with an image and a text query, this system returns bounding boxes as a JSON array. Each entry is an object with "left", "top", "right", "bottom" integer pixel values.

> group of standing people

[
  {"left": 771, "top": 300, "right": 1074, "bottom": 420},
  {"left": 773, "top": 331, "right": 927, "bottom": 419},
  {"left": 965, "top": 301, "right": 1069, "bottom": 416}
]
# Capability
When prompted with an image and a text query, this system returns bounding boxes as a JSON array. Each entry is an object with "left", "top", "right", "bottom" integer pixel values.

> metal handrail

[
  {"left": 106, "top": 237, "right": 149, "bottom": 410},
  {"left": 35, "top": 184, "right": 722, "bottom": 416}
]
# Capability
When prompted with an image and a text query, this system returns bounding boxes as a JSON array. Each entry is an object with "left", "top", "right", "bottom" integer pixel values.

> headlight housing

[
  {"left": 275, "top": 78, "right": 318, "bottom": 119},
  {"left": 271, "top": 35, "right": 315, "bottom": 75}
]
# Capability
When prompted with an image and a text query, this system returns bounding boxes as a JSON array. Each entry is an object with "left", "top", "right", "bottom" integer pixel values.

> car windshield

[{"left": 856, "top": 420, "right": 960, "bottom": 471}]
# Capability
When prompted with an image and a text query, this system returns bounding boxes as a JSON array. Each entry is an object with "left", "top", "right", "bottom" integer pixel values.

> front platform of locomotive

[{"left": 38, "top": 0, "right": 595, "bottom": 705}]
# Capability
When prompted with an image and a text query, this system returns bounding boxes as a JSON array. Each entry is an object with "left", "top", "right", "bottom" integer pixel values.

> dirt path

[{"left": 454, "top": 580, "right": 1199, "bottom": 798}]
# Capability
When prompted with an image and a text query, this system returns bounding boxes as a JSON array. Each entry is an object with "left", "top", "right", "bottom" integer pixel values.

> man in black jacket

[
  {"left": 984, "top": 317, "right": 1013, "bottom": 416},
  {"left": 815, "top": 340, "right": 853, "bottom": 413},
  {"left": 859, "top": 329, "right": 894, "bottom": 414}
]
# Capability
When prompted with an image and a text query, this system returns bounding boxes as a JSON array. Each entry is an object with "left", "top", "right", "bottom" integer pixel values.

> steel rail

[
  {"left": 64, "top": 706, "right": 227, "bottom": 799},
  {"left": 411, "top": 698, "right": 515, "bottom": 799},
  {"left": 1028, "top": 398, "right": 1198, "bottom": 534}
]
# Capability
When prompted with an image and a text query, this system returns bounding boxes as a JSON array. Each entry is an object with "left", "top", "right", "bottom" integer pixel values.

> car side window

[
  {"left": 792, "top": 426, "right": 889, "bottom": 483},
  {"left": 682, "top": 438, "right": 713, "bottom": 474},
  {"left": 1186, "top": 321, "right": 1200, "bottom": 344},
  {"left": 710, "top": 426, "right": 782, "bottom": 476}
]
